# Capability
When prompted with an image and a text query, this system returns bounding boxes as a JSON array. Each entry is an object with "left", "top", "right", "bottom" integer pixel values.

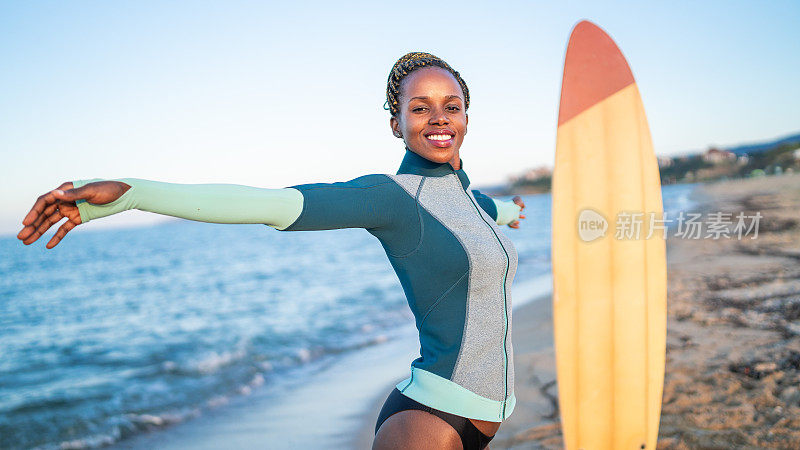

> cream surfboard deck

[{"left": 552, "top": 20, "right": 667, "bottom": 450}]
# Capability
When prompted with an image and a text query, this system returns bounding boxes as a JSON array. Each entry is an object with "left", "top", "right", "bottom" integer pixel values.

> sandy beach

[
  {"left": 356, "top": 174, "right": 800, "bottom": 449},
  {"left": 654, "top": 174, "right": 800, "bottom": 448}
]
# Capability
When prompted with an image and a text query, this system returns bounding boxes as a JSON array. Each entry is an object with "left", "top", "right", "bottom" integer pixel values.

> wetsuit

[{"left": 74, "top": 148, "right": 521, "bottom": 447}]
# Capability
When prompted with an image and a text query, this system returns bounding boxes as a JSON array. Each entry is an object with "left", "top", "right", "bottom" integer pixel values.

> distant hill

[
  {"left": 725, "top": 131, "right": 800, "bottom": 156},
  {"left": 481, "top": 130, "right": 800, "bottom": 195}
]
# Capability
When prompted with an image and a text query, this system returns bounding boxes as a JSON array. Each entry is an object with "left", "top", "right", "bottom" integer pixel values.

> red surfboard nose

[{"left": 557, "top": 20, "right": 636, "bottom": 126}]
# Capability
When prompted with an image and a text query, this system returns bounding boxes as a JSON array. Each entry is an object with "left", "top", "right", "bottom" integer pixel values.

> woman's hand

[
  {"left": 17, "top": 181, "right": 131, "bottom": 249},
  {"left": 507, "top": 195, "right": 526, "bottom": 229}
]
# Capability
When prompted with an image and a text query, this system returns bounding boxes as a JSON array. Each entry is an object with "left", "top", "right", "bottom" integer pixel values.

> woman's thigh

[{"left": 373, "top": 410, "right": 463, "bottom": 450}]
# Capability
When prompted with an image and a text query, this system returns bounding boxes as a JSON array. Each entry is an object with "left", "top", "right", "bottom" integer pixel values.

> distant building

[
  {"left": 702, "top": 147, "right": 736, "bottom": 164},
  {"left": 793, "top": 148, "right": 800, "bottom": 161},
  {"left": 737, "top": 155, "right": 749, "bottom": 165},
  {"left": 656, "top": 155, "right": 673, "bottom": 168}
]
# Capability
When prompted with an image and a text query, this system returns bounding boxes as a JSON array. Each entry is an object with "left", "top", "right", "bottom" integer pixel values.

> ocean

[{"left": 0, "top": 184, "right": 697, "bottom": 449}]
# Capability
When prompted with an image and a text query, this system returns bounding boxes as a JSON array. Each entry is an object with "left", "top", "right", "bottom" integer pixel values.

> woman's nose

[{"left": 429, "top": 108, "right": 450, "bottom": 125}]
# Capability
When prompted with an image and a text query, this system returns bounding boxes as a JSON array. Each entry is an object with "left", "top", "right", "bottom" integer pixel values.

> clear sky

[{"left": 2, "top": 0, "right": 798, "bottom": 235}]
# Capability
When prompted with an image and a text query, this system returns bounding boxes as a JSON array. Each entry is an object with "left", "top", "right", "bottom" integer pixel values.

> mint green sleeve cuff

[
  {"left": 492, "top": 199, "right": 522, "bottom": 226},
  {"left": 73, "top": 178, "right": 304, "bottom": 230}
]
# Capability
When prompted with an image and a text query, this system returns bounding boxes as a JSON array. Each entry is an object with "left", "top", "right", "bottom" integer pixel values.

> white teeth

[{"left": 427, "top": 134, "right": 452, "bottom": 141}]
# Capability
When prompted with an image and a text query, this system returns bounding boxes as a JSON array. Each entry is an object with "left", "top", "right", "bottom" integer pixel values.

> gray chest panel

[{"left": 387, "top": 173, "right": 518, "bottom": 400}]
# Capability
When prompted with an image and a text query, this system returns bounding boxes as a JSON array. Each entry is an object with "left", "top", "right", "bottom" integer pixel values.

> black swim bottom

[{"left": 374, "top": 388, "right": 494, "bottom": 450}]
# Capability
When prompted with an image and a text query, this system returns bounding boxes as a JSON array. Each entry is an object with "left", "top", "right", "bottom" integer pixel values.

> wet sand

[
  {"left": 655, "top": 174, "right": 800, "bottom": 448},
  {"left": 357, "top": 174, "right": 800, "bottom": 449}
]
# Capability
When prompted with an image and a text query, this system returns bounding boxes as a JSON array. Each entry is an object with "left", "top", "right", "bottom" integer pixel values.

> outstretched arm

[
  {"left": 17, "top": 178, "right": 305, "bottom": 248},
  {"left": 70, "top": 178, "right": 303, "bottom": 229},
  {"left": 18, "top": 174, "right": 409, "bottom": 249}
]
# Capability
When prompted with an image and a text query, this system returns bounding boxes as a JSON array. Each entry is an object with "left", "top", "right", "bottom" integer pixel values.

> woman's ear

[
  {"left": 464, "top": 113, "right": 468, "bottom": 136},
  {"left": 390, "top": 116, "right": 403, "bottom": 138}
]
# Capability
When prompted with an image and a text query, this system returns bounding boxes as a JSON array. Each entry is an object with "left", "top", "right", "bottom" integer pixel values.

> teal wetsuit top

[{"left": 74, "top": 149, "right": 522, "bottom": 421}]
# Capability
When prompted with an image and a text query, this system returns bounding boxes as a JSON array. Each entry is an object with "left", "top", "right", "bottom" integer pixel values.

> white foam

[
  {"left": 190, "top": 349, "right": 246, "bottom": 375},
  {"left": 108, "top": 324, "right": 420, "bottom": 450}
]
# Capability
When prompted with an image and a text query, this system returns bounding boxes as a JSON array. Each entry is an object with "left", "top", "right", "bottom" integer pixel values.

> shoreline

[{"left": 108, "top": 324, "right": 421, "bottom": 450}]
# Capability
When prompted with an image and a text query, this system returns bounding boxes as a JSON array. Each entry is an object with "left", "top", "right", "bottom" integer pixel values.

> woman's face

[{"left": 390, "top": 66, "right": 468, "bottom": 169}]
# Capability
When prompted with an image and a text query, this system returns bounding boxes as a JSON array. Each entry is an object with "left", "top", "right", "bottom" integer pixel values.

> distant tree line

[{"left": 498, "top": 136, "right": 800, "bottom": 195}]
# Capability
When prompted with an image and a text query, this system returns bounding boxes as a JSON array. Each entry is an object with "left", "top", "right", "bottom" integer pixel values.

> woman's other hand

[
  {"left": 507, "top": 195, "right": 526, "bottom": 229},
  {"left": 17, "top": 181, "right": 131, "bottom": 248}
]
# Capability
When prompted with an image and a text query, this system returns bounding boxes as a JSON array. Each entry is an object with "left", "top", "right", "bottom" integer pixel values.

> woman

[{"left": 17, "top": 52, "right": 526, "bottom": 450}]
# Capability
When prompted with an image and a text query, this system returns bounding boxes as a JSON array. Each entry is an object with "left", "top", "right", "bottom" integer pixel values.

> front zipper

[{"left": 452, "top": 171, "right": 511, "bottom": 420}]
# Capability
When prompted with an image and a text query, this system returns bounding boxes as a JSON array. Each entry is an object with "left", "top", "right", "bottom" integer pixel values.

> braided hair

[{"left": 385, "top": 52, "right": 470, "bottom": 117}]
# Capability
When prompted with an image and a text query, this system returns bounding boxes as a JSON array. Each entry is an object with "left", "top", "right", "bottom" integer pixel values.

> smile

[
  {"left": 425, "top": 130, "right": 455, "bottom": 147},
  {"left": 426, "top": 135, "right": 454, "bottom": 148},
  {"left": 427, "top": 134, "right": 452, "bottom": 141}
]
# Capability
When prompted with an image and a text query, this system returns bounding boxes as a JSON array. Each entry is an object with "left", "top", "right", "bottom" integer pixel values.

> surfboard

[{"left": 551, "top": 20, "right": 667, "bottom": 449}]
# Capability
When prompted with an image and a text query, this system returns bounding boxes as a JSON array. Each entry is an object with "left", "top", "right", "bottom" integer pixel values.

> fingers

[
  {"left": 17, "top": 203, "right": 58, "bottom": 241},
  {"left": 512, "top": 195, "right": 525, "bottom": 210},
  {"left": 21, "top": 210, "right": 65, "bottom": 245},
  {"left": 22, "top": 190, "right": 59, "bottom": 226},
  {"left": 30, "top": 203, "right": 59, "bottom": 231},
  {"left": 19, "top": 182, "right": 82, "bottom": 245},
  {"left": 46, "top": 219, "right": 77, "bottom": 249}
]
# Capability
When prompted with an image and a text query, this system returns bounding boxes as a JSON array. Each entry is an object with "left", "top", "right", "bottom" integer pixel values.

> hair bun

[{"left": 385, "top": 52, "right": 470, "bottom": 117}]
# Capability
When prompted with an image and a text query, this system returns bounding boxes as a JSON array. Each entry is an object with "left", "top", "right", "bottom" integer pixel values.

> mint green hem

[
  {"left": 493, "top": 199, "right": 522, "bottom": 226},
  {"left": 396, "top": 367, "right": 516, "bottom": 421}
]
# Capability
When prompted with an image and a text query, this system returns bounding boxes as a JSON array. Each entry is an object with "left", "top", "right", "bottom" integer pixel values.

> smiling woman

[
  {"left": 386, "top": 52, "right": 470, "bottom": 170},
  {"left": 371, "top": 52, "right": 522, "bottom": 450},
  {"left": 17, "top": 51, "right": 525, "bottom": 450}
]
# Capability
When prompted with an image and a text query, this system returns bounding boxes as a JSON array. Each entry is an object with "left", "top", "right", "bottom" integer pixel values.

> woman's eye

[
  {"left": 447, "top": 106, "right": 460, "bottom": 112},
  {"left": 412, "top": 107, "right": 428, "bottom": 113}
]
